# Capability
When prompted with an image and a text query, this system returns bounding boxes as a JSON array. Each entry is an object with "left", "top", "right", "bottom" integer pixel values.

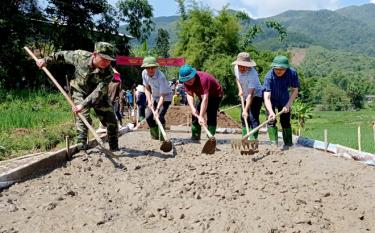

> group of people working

[{"left": 36, "top": 41, "right": 299, "bottom": 152}]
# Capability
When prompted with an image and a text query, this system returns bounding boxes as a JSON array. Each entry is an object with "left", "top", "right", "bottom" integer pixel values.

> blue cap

[{"left": 179, "top": 64, "right": 196, "bottom": 83}]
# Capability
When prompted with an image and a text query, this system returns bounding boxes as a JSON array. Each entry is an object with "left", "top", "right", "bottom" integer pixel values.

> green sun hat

[
  {"left": 179, "top": 64, "right": 196, "bottom": 83},
  {"left": 94, "top": 42, "right": 116, "bottom": 61},
  {"left": 271, "top": 55, "right": 290, "bottom": 69},
  {"left": 141, "top": 56, "right": 159, "bottom": 68}
]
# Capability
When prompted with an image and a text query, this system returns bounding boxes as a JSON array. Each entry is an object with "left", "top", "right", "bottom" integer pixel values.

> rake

[{"left": 231, "top": 110, "right": 285, "bottom": 155}]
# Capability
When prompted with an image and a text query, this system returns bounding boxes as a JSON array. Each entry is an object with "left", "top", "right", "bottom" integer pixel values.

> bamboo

[
  {"left": 358, "top": 126, "right": 361, "bottom": 152},
  {"left": 65, "top": 136, "right": 70, "bottom": 160},
  {"left": 324, "top": 129, "right": 328, "bottom": 152}
]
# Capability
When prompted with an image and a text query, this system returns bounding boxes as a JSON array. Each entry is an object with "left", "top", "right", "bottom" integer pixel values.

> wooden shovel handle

[
  {"left": 24, "top": 46, "right": 104, "bottom": 145},
  {"left": 202, "top": 124, "right": 213, "bottom": 139},
  {"left": 150, "top": 108, "right": 168, "bottom": 140},
  {"left": 240, "top": 97, "right": 250, "bottom": 133}
]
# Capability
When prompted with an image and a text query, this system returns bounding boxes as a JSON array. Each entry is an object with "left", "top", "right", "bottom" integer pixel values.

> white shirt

[
  {"left": 234, "top": 65, "right": 263, "bottom": 98},
  {"left": 142, "top": 69, "right": 173, "bottom": 102}
]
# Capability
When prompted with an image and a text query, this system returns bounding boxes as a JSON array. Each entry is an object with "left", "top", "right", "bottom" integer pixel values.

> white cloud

[
  {"left": 371, "top": 0, "right": 375, "bottom": 4},
  {"left": 240, "top": 0, "right": 340, "bottom": 18}
]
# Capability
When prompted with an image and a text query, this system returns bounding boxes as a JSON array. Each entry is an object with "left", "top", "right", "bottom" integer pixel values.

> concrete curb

[{"left": 0, "top": 126, "right": 132, "bottom": 190}]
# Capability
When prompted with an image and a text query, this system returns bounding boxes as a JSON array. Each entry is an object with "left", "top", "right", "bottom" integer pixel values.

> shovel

[
  {"left": 231, "top": 110, "right": 285, "bottom": 154},
  {"left": 201, "top": 124, "right": 216, "bottom": 154},
  {"left": 24, "top": 46, "right": 117, "bottom": 158},
  {"left": 151, "top": 109, "right": 173, "bottom": 152}
]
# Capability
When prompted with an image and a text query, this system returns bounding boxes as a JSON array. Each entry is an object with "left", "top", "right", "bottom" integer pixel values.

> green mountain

[
  {"left": 254, "top": 6, "right": 375, "bottom": 55},
  {"left": 140, "top": 4, "right": 375, "bottom": 56}
]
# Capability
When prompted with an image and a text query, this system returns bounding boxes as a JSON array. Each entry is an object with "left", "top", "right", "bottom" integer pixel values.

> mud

[{"left": 0, "top": 132, "right": 374, "bottom": 233}]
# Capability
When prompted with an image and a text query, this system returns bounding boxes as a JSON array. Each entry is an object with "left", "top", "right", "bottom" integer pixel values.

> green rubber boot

[
  {"left": 282, "top": 128, "right": 293, "bottom": 147},
  {"left": 241, "top": 127, "right": 247, "bottom": 136},
  {"left": 191, "top": 123, "right": 201, "bottom": 140},
  {"left": 150, "top": 126, "right": 159, "bottom": 140},
  {"left": 249, "top": 128, "right": 259, "bottom": 140},
  {"left": 267, "top": 127, "right": 278, "bottom": 145},
  {"left": 207, "top": 125, "right": 216, "bottom": 137}
]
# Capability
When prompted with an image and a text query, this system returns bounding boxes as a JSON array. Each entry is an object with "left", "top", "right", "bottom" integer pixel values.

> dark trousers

[
  {"left": 113, "top": 100, "right": 122, "bottom": 124},
  {"left": 146, "top": 101, "right": 171, "bottom": 127},
  {"left": 72, "top": 91, "right": 118, "bottom": 149},
  {"left": 240, "top": 96, "right": 263, "bottom": 129},
  {"left": 192, "top": 96, "right": 222, "bottom": 126},
  {"left": 138, "top": 104, "right": 146, "bottom": 120},
  {"left": 266, "top": 105, "right": 291, "bottom": 128}
]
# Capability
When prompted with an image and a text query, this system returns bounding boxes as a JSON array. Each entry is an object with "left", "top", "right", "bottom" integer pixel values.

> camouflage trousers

[{"left": 72, "top": 91, "right": 119, "bottom": 150}]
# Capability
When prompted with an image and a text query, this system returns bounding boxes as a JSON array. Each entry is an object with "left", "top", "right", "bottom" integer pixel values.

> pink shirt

[{"left": 184, "top": 71, "right": 223, "bottom": 99}]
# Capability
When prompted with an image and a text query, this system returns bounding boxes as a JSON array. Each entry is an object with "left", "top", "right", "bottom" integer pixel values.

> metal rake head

[{"left": 231, "top": 139, "right": 259, "bottom": 155}]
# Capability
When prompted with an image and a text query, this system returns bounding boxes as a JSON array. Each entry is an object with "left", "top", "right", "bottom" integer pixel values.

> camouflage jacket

[{"left": 45, "top": 50, "right": 113, "bottom": 108}]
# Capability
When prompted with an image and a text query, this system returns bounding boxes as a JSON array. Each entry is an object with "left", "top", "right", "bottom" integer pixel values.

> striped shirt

[
  {"left": 263, "top": 68, "right": 300, "bottom": 107},
  {"left": 142, "top": 69, "right": 173, "bottom": 102}
]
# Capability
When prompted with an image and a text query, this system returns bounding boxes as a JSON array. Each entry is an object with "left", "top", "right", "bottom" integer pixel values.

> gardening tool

[
  {"left": 231, "top": 110, "right": 285, "bottom": 155},
  {"left": 151, "top": 109, "right": 173, "bottom": 152},
  {"left": 240, "top": 97, "right": 251, "bottom": 137},
  {"left": 219, "top": 104, "right": 241, "bottom": 113},
  {"left": 201, "top": 124, "right": 216, "bottom": 154},
  {"left": 24, "top": 46, "right": 117, "bottom": 158}
]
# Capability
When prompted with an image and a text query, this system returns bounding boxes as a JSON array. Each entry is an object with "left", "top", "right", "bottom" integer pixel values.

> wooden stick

[
  {"left": 324, "top": 129, "right": 328, "bottom": 152},
  {"left": 358, "top": 126, "right": 361, "bottom": 152},
  {"left": 219, "top": 104, "right": 241, "bottom": 113},
  {"left": 65, "top": 136, "right": 70, "bottom": 160},
  {"left": 24, "top": 46, "right": 115, "bottom": 157},
  {"left": 373, "top": 122, "right": 375, "bottom": 144}
]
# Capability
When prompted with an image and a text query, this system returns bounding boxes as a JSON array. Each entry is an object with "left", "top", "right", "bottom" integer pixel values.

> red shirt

[{"left": 184, "top": 71, "right": 223, "bottom": 99}]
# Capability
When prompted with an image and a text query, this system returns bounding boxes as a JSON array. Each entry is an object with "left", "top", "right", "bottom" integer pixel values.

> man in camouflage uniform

[{"left": 36, "top": 42, "right": 119, "bottom": 151}]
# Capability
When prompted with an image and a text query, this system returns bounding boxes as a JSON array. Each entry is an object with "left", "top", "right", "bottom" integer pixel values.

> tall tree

[
  {"left": 0, "top": 0, "right": 43, "bottom": 88},
  {"left": 117, "top": 0, "right": 154, "bottom": 41},
  {"left": 45, "top": 0, "right": 118, "bottom": 50},
  {"left": 155, "top": 28, "right": 170, "bottom": 57},
  {"left": 175, "top": 0, "right": 187, "bottom": 21}
]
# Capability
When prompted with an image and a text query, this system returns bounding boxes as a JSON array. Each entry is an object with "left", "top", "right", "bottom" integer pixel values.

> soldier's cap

[{"left": 94, "top": 42, "right": 116, "bottom": 61}]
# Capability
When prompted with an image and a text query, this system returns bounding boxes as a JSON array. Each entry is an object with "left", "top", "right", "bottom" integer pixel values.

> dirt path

[{"left": 0, "top": 131, "right": 374, "bottom": 233}]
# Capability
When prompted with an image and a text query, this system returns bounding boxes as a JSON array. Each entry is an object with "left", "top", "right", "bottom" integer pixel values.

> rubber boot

[
  {"left": 191, "top": 123, "right": 201, "bottom": 140},
  {"left": 150, "top": 126, "right": 159, "bottom": 140},
  {"left": 282, "top": 128, "right": 293, "bottom": 149},
  {"left": 267, "top": 127, "right": 278, "bottom": 145},
  {"left": 241, "top": 127, "right": 247, "bottom": 136},
  {"left": 208, "top": 125, "right": 216, "bottom": 137},
  {"left": 249, "top": 128, "right": 259, "bottom": 141}
]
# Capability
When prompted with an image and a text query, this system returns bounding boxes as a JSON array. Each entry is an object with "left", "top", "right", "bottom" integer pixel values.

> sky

[{"left": 109, "top": 0, "right": 375, "bottom": 18}]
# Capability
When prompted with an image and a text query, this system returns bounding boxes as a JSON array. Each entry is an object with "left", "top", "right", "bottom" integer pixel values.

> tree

[
  {"left": 155, "top": 28, "right": 170, "bottom": 57},
  {"left": 291, "top": 99, "right": 313, "bottom": 133},
  {"left": 0, "top": 0, "right": 44, "bottom": 89},
  {"left": 322, "top": 84, "right": 351, "bottom": 111},
  {"left": 45, "top": 0, "right": 117, "bottom": 50},
  {"left": 175, "top": 0, "right": 187, "bottom": 21},
  {"left": 174, "top": 5, "right": 240, "bottom": 69},
  {"left": 117, "top": 0, "right": 154, "bottom": 41}
]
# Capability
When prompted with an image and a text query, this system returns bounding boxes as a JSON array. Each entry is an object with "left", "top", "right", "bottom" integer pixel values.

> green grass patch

[
  {"left": 224, "top": 105, "right": 375, "bottom": 153},
  {"left": 0, "top": 89, "right": 77, "bottom": 160}
]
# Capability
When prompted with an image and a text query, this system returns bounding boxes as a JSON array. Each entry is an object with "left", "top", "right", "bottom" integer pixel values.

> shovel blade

[
  {"left": 160, "top": 140, "right": 173, "bottom": 152},
  {"left": 202, "top": 137, "right": 216, "bottom": 154}
]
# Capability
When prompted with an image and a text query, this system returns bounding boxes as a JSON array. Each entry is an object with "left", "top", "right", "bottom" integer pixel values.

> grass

[
  {"left": 224, "top": 105, "right": 375, "bottom": 153},
  {"left": 0, "top": 89, "right": 77, "bottom": 160}
]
